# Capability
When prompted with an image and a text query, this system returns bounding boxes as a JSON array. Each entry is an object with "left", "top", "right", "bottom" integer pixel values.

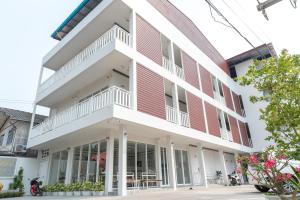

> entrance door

[
  {"left": 175, "top": 150, "right": 191, "bottom": 185},
  {"left": 189, "top": 149, "right": 201, "bottom": 185}
]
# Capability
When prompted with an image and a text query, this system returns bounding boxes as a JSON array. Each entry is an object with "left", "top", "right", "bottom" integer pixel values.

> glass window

[
  {"left": 137, "top": 143, "right": 146, "bottom": 180},
  {"left": 182, "top": 151, "right": 190, "bottom": 184},
  {"left": 217, "top": 110, "right": 223, "bottom": 129},
  {"left": 49, "top": 152, "right": 60, "bottom": 184},
  {"left": 88, "top": 143, "right": 98, "bottom": 182},
  {"left": 224, "top": 113, "right": 231, "bottom": 132},
  {"left": 79, "top": 145, "right": 89, "bottom": 182},
  {"left": 175, "top": 150, "right": 183, "bottom": 184},
  {"left": 218, "top": 80, "right": 224, "bottom": 97},
  {"left": 127, "top": 142, "right": 136, "bottom": 181},
  {"left": 160, "top": 147, "right": 169, "bottom": 186},
  {"left": 212, "top": 76, "right": 217, "bottom": 92},
  {"left": 99, "top": 140, "right": 107, "bottom": 183},
  {"left": 71, "top": 147, "right": 81, "bottom": 183},
  {"left": 58, "top": 150, "right": 68, "bottom": 183},
  {"left": 147, "top": 145, "right": 156, "bottom": 174},
  {"left": 113, "top": 139, "right": 119, "bottom": 188},
  {"left": 6, "top": 127, "right": 16, "bottom": 145}
]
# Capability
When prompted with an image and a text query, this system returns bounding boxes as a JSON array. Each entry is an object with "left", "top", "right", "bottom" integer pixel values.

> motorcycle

[
  {"left": 30, "top": 177, "right": 43, "bottom": 196},
  {"left": 228, "top": 171, "right": 241, "bottom": 186}
]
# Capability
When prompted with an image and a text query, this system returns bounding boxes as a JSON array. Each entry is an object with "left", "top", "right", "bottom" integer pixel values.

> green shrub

[
  {"left": 0, "top": 192, "right": 24, "bottom": 198},
  {"left": 10, "top": 168, "right": 24, "bottom": 192},
  {"left": 43, "top": 181, "right": 104, "bottom": 192},
  {"left": 93, "top": 182, "right": 104, "bottom": 191},
  {"left": 82, "top": 181, "right": 93, "bottom": 191}
]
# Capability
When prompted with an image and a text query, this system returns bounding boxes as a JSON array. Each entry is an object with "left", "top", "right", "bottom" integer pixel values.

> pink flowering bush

[{"left": 239, "top": 147, "right": 294, "bottom": 195}]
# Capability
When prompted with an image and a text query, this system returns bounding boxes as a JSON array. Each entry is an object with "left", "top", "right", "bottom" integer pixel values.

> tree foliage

[{"left": 238, "top": 50, "right": 300, "bottom": 159}]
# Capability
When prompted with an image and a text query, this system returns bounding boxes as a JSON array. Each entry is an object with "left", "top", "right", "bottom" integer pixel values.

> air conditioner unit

[{"left": 15, "top": 144, "right": 27, "bottom": 152}]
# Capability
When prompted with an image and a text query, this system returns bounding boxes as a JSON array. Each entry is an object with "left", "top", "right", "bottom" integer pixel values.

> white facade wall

[{"left": 235, "top": 60, "right": 273, "bottom": 152}]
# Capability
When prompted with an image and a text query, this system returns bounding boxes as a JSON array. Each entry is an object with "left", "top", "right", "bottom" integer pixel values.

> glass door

[
  {"left": 160, "top": 147, "right": 169, "bottom": 186},
  {"left": 175, "top": 149, "right": 191, "bottom": 185}
]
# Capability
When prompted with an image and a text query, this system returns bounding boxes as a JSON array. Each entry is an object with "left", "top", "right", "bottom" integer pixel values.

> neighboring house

[
  {"left": 0, "top": 107, "right": 46, "bottom": 193},
  {"left": 28, "top": 0, "right": 259, "bottom": 197},
  {"left": 227, "top": 43, "right": 278, "bottom": 152}
]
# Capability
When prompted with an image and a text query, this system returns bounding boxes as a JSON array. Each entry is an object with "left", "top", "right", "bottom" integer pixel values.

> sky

[{"left": 0, "top": 0, "right": 299, "bottom": 115}]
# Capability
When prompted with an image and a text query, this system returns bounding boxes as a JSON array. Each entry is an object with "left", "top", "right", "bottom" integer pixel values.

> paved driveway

[{"left": 9, "top": 185, "right": 264, "bottom": 200}]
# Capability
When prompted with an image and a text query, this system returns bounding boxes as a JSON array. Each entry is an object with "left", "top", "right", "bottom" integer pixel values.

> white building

[{"left": 27, "top": 0, "right": 265, "bottom": 196}]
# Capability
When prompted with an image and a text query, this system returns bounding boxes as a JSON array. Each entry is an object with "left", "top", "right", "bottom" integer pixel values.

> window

[
  {"left": 0, "top": 134, "right": 4, "bottom": 146},
  {"left": 218, "top": 80, "right": 224, "bottom": 97},
  {"left": 175, "top": 150, "right": 190, "bottom": 185},
  {"left": 218, "top": 110, "right": 232, "bottom": 141},
  {"left": 49, "top": 150, "right": 68, "bottom": 184},
  {"left": 71, "top": 139, "right": 107, "bottom": 183},
  {"left": 217, "top": 110, "right": 223, "bottom": 129},
  {"left": 160, "top": 147, "right": 169, "bottom": 186},
  {"left": 239, "top": 95, "right": 246, "bottom": 116},
  {"left": 211, "top": 76, "right": 225, "bottom": 103},
  {"left": 224, "top": 113, "right": 231, "bottom": 132},
  {"left": 6, "top": 127, "right": 16, "bottom": 145},
  {"left": 245, "top": 123, "right": 253, "bottom": 147}
]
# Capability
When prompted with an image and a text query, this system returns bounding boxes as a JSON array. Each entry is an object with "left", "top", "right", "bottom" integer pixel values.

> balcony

[
  {"left": 39, "top": 25, "right": 131, "bottom": 96},
  {"left": 175, "top": 65, "right": 185, "bottom": 80},
  {"left": 165, "top": 105, "right": 190, "bottom": 127},
  {"left": 220, "top": 129, "right": 233, "bottom": 142},
  {"left": 162, "top": 56, "right": 173, "bottom": 73},
  {"left": 31, "top": 86, "right": 130, "bottom": 138}
]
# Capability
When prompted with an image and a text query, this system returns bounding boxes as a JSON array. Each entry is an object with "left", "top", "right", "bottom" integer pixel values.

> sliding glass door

[
  {"left": 175, "top": 150, "right": 191, "bottom": 185},
  {"left": 160, "top": 147, "right": 169, "bottom": 186},
  {"left": 49, "top": 150, "right": 68, "bottom": 184}
]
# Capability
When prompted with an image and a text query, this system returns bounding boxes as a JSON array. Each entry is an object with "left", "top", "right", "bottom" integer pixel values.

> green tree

[
  {"left": 238, "top": 50, "right": 300, "bottom": 159},
  {"left": 10, "top": 167, "right": 24, "bottom": 192}
]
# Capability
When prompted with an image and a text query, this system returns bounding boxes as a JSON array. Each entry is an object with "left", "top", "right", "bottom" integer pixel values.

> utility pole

[{"left": 257, "top": 0, "right": 297, "bottom": 20}]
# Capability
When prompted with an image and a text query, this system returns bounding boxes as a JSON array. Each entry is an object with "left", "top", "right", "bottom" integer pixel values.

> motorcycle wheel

[
  {"left": 30, "top": 188, "right": 37, "bottom": 196},
  {"left": 254, "top": 185, "right": 270, "bottom": 192}
]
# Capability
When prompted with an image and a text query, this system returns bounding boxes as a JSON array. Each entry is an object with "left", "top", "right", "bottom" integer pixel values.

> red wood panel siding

[
  {"left": 181, "top": 51, "right": 200, "bottom": 89},
  {"left": 232, "top": 92, "right": 242, "bottom": 116},
  {"left": 204, "top": 102, "right": 221, "bottom": 137},
  {"left": 187, "top": 92, "right": 206, "bottom": 132},
  {"left": 229, "top": 115, "right": 241, "bottom": 144},
  {"left": 223, "top": 84, "right": 234, "bottom": 110},
  {"left": 136, "top": 15, "right": 162, "bottom": 66},
  {"left": 137, "top": 63, "right": 166, "bottom": 119},
  {"left": 147, "top": 0, "right": 230, "bottom": 75},
  {"left": 238, "top": 121, "right": 250, "bottom": 147},
  {"left": 199, "top": 65, "right": 214, "bottom": 98}
]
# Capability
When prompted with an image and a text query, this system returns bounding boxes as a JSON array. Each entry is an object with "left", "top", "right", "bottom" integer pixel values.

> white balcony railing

[
  {"left": 175, "top": 65, "right": 185, "bottom": 80},
  {"left": 38, "top": 25, "right": 132, "bottom": 94},
  {"left": 32, "top": 86, "right": 130, "bottom": 137},
  {"left": 179, "top": 111, "right": 190, "bottom": 127},
  {"left": 162, "top": 56, "right": 173, "bottom": 73},
  {"left": 220, "top": 129, "right": 233, "bottom": 142},
  {"left": 166, "top": 105, "right": 177, "bottom": 124}
]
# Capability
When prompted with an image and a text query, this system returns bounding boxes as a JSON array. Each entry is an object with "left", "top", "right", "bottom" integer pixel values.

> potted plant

[
  {"left": 92, "top": 182, "right": 104, "bottom": 196},
  {"left": 239, "top": 147, "right": 298, "bottom": 200},
  {"left": 73, "top": 182, "right": 82, "bottom": 196},
  {"left": 57, "top": 183, "right": 66, "bottom": 196},
  {"left": 65, "top": 183, "right": 74, "bottom": 196},
  {"left": 81, "top": 181, "right": 93, "bottom": 196}
]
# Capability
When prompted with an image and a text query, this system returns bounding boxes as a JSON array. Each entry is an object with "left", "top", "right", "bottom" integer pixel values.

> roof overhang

[{"left": 51, "top": 0, "right": 103, "bottom": 41}]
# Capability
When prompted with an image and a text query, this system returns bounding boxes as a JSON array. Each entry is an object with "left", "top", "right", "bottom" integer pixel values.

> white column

[
  {"left": 118, "top": 128, "right": 127, "bottom": 196},
  {"left": 219, "top": 150, "right": 229, "bottom": 185},
  {"left": 155, "top": 139, "right": 162, "bottom": 188},
  {"left": 129, "top": 9, "right": 136, "bottom": 49},
  {"left": 198, "top": 146, "right": 208, "bottom": 187},
  {"left": 171, "top": 84, "right": 180, "bottom": 124},
  {"left": 105, "top": 135, "right": 114, "bottom": 195},
  {"left": 29, "top": 66, "right": 44, "bottom": 137},
  {"left": 129, "top": 60, "right": 137, "bottom": 111},
  {"left": 167, "top": 138, "right": 176, "bottom": 190},
  {"left": 65, "top": 147, "right": 74, "bottom": 184}
]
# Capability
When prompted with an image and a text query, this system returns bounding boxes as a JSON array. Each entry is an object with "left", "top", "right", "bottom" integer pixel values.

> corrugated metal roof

[
  {"left": 0, "top": 107, "right": 46, "bottom": 124},
  {"left": 51, "top": 0, "right": 103, "bottom": 41}
]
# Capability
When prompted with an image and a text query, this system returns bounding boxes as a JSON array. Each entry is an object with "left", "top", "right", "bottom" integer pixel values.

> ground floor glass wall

[
  {"left": 49, "top": 150, "right": 68, "bottom": 184},
  {"left": 175, "top": 150, "right": 191, "bottom": 185}
]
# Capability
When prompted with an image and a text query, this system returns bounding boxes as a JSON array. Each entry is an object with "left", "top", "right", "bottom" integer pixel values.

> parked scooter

[
  {"left": 228, "top": 171, "right": 241, "bottom": 186},
  {"left": 29, "top": 177, "right": 43, "bottom": 196}
]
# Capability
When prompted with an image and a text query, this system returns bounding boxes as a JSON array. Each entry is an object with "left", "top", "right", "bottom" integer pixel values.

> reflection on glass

[
  {"left": 58, "top": 150, "right": 68, "bottom": 183},
  {"left": 80, "top": 145, "right": 89, "bottom": 182},
  {"left": 99, "top": 140, "right": 107, "bottom": 183},
  {"left": 127, "top": 142, "right": 136, "bottom": 187},
  {"left": 160, "top": 147, "right": 169, "bottom": 186},
  {"left": 175, "top": 150, "right": 183, "bottom": 184},
  {"left": 137, "top": 143, "right": 146, "bottom": 180},
  {"left": 89, "top": 143, "right": 98, "bottom": 182},
  {"left": 182, "top": 151, "right": 191, "bottom": 184},
  {"left": 113, "top": 139, "right": 119, "bottom": 189},
  {"left": 71, "top": 147, "right": 80, "bottom": 183},
  {"left": 49, "top": 152, "right": 60, "bottom": 184}
]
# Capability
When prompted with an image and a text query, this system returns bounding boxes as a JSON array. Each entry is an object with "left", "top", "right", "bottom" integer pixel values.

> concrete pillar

[
  {"left": 129, "top": 9, "right": 136, "bottom": 49},
  {"left": 65, "top": 147, "right": 74, "bottom": 184},
  {"left": 118, "top": 128, "right": 127, "bottom": 196},
  {"left": 167, "top": 138, "right": 176, "bottom": 190},
  {"left": 198, "top": 146, "right": 208, "bottom": 187},
  {"left": 171, "top": 84, "right": 180, "bottom": 124},
  {"left": 105, "top": 135, "right": 114, "bottom": 195},
  {"left": 129, "top": 60, "right": 137, "bottom": 111},
  {"left": 155, "top": 139, "right": 162, "bottom": 187},
  {"left": 219, "top": 150, "right": 229, "bottom": 185},
  {"left": 29, "top": 66, "right": 44, "bottom": 137}
]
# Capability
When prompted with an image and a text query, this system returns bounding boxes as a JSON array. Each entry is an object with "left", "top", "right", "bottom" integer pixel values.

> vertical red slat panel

[
  {"left": 136, "top": 15, "right": 162, "bottom": 66},
  {"left": 199, "top": 65, "right": 214, "bottom": 98},
  {"left": 187, "top": 92, "right": 206, "bottom": 132},
  {"left": 204, "top": 102, "right": 221, "bottom": 137},
  {"left": 232, "top": 92, "right": 242, "bottom": 116},
  {"left": 238, "top": 121, "right": 250, "bottom": 147},
  {"left": 229, "top": 115, "right": 241, "bottom": 144},
  {"left": 223, "top": 84, "right": 234, "bottom": 110},
  {"left": 181, "top": 51, "right": 200, "bottom": 89},
  {"left": 137, "top": 64, "right": 166, "bottom": 119},
  {"left": 146, "top": 0, "right": 230, "bottom": 75}
]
